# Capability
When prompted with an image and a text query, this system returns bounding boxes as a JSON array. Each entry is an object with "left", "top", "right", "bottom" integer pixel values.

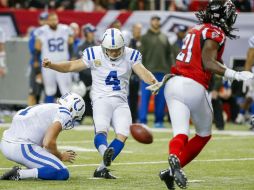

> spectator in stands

[
  {"left": 209, "top": 75, "right": 225, "bottom": 130},
  {"left": 168, "top": 0, "right": 189, "bottom": 11},
  {"left": 95, "top": 0, "right": 129, "bottom": 10},
  {"left": 128, "top": 0, "right": 147, "bottom": 10},
  {"left": 139, "top": 15, "right": 173, "bottom": 128},
  {"left": 75, "top": 0, "right": 95, "bottom": 12},
  {"left": 75, "top": 23, "right": 97, "bottom": 117},
  {"left": 0, "top": 26, "right": 6, "bottom": 78},
  {"left": 27, "top": 12, "right": 48, "bottom": 106},
  {"left": 69, "top": 22, "right": 81, "bottom": 57},
  {"left": 129, "top": 23, "right": 142, "bottom": 123},
  {"left": 171, "top": 25, "right": 188, "bottom": 65},
  {"left": 235, "top": 35, "right": 254, "bottom": 125},
  {"left": 111, "top": 19, "right": 132, "bottom": 46},
  {"left": 234, "top": 0, "right": 252, "bottom": 12},
  {"left": 0, "top": 26, "right": 6, "bottom": 123}
]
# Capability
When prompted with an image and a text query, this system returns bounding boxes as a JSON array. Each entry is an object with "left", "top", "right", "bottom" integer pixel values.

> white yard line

[
  {"left": 58, "top": 145, "right": 133, "bottom": 153},
  {"left": 0, "top": 157, "right": 253, "bottom": 171},
  {"left": 1, "top": 124, "right": 254, "bottom": 136}
]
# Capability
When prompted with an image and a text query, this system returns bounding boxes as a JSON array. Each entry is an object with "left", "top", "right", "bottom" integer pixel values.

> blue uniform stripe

[
  {"left": 91, "top": 47, "right": 95, "bottom": 60},
  {"left": 60, "top": 110, "right": 71, "bottom": 116},
  {"left": 86, "top": 48, "right": 90, "bottom": 60},
  {"left": 59, "top": 107, "right": 69, "bottom": 111},
  {"left": 28, "top": 144, "right": 64, "bottom": 169},
  {"left": 134, "top": 51, "right": 140, "bottom": 62},
  {"left": 65, "top": 119, "right": 73, "bottom": 127},
  {"left": 130, "top": 50, "right": 136, "bottom": 61},
  {"left": 111, "top": 29, "right": 115, "bottom": 46},
  {"left": 21, "top": 144, "right": 51, "bottom": 167}
]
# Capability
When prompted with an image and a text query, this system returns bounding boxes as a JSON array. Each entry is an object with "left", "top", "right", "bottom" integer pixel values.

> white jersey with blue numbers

[
  {"left": 35, "top": 24, "right": 73, "bottom": 62},
  {"left": 81, "top": 46, "right": 142, "bottom": 102},
  {"left": 2, "top": 104, "right": 74, "bottom": 145}
]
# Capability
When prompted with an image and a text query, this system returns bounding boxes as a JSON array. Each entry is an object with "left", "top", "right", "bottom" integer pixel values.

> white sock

[
  {"left": 98, "top": 144, "right": 107, "bottom": 156},
  {"left": 96, "top": 161, "right": 106, "bottom": 171},
  {"left": 19, "top": 168, "right": 38, "bottom": 179}
]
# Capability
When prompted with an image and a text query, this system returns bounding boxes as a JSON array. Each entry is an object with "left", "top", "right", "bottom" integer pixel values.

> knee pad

[
  {"left": 56, "top": 168, "right": 69, "bottom": 180},
  {"left": 38, "top": 167, "right": 69, "bottom": 180}
]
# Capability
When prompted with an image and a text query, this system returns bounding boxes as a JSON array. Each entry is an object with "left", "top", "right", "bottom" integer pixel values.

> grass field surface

[{"left": 0, "top": 119, "right": 253, "bottom": 190}]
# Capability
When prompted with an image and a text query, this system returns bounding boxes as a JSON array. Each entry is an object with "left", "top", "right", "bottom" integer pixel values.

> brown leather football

[{"left": 130, "top": 123, "right": 153, "bottom": 144}]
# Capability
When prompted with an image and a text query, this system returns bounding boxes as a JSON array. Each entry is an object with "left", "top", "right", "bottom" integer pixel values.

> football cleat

[
  {"left": 168, "top": 154, "right": 188, "bottom": 189},
  {"left": 0, "top": 166, "right": 20, "bottom": 180},
  {"left": 103, "top": 147, "right": 115, "bottom": 167},
  {"left": 93, "top": 168, "right": 117, "bottom": 179},
  {"left": 159, "top": 168, "right": 175, "bottom": 190}
]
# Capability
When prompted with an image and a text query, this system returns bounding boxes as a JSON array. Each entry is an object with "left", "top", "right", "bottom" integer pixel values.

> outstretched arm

[
  {"left": 42, "top": 58, "right": 87, "bottom": 73},
  {"left": 42, "top": 122, "right": 76, "bottom": 163},
  {"left": 202, "top": 39, "right": 254, "bottom": 81},
  {"left": 132, "top": 63, "right": 157, "bottom": 85}
]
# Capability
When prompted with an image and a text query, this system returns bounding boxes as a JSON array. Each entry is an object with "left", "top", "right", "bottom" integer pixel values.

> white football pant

[
  {"left": 164, "top": 76, "right": 213, "bottom": 137},
  {"left": 92, "top": 96, "right": 132, "bottom": 137},
  {"left": 1, "top": 140, "right": 66, "bottom": 169}
]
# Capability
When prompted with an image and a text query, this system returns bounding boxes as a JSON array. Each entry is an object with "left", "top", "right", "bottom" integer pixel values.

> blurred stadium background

[{"left": 0, "top": 0, "right": 254, "bottom": 189}]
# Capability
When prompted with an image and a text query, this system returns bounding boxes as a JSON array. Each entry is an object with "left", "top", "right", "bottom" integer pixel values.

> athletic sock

[
  {"left": 178, "top": 134, "right": 211, "bottom": 167},
  {"left": 96, "top": 162, "right": 106, "bottom": 171},
  {"left": 108, "top": 138, "right": 125, "bottom": 161},
  {"left": 169, "top": 134, "right": 188, "bottom": 157},
  {"left": 44, "top": 95, "right": 54, "bottom": 103},
  {"left": 19, "top": 168, "right": 38, "bottom": 179},
  {"left": 239, "top": 109, "right": 245, "bottom": 114},
  {"left": 94, "top": 133, "right": 108, "bottom": 156}
]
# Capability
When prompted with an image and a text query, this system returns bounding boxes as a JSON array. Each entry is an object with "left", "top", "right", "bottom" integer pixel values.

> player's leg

[
  {"left": 154, "top": 72, "right": 166, "bottom": 128},
  {"left": 139, "top": 80, "right": 151, "bottom": 124},
  {"left": 1, "top": 141, "right": 68, "bottom": 180},
  {"left": 56, "top": 72, "right": 72, "bottom": 96},
  {"left": 42, "top": 68, "right": 57, "bottom": 103},
  {"left": 92, "top": 97, "right": 115, "bottom": 178},
  {"left": 179, "top": 91, "right": 213, "bottom": 167},
  {"left": 28, "top": 67, "right": 37, "bottom": 106},
  {"left": 110, "top": 98, "right": 132, "bottom": 161},
  {"left": 162, "top": 76, "right": 191, "bottom": 189}
]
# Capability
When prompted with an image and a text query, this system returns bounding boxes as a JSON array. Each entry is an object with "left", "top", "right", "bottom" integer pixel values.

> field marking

[
  {"left": 0, "top": 157, "right": 253, "bottom": 171},
  {"left": 58, "top": 145, "right": 133, "bottom": 153},
  {"left": 1, "top": 124, "right": 254, "bottom": 136},
  {"left": 57, "top": 136, "right": 253, "bottom": 145}
]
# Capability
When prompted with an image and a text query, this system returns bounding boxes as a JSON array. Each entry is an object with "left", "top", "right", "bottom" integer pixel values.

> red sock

[
  {"left": 169, "top": 134, "right": 188, "bottom": 157},
  {"left": 178, "top": 134, "right": 211, "bottom": 167}
]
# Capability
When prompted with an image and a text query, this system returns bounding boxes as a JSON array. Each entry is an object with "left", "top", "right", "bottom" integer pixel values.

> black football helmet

[{"left": 196, "top": 0, "right": 238, "bottom": 39}]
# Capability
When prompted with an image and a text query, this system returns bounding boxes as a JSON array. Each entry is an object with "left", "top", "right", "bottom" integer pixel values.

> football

[{"left": 130, "top": 123, "right": 153, "bottom": 144}]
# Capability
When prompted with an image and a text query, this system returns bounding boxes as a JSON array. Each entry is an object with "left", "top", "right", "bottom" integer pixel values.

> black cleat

[
  {"left": 93, "top": 168, "right": 117, "bottom": 179},
  {"left": 159, "top": 169, "right": 175, "bottom": 190},
  {"left": 168, "top": 154, "right": 188, "bottom": 189},
  {"left": 103, "top": 147, "right": 114, "bottom": 167},
  {"left": 0, "top": 166, "right": 20, "bottom": 180}
]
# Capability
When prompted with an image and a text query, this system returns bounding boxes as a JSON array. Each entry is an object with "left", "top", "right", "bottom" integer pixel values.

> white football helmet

[
  {"left": 101, "top": 28, "right": 125, "bottom": 61},
  {"left": 58, "top": 92, "right": 85, "bottom": 121}
]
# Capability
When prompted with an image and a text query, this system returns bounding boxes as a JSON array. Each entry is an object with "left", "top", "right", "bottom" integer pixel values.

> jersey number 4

[
  {"left": 105, "top": 71, "right": 121, "bottom": 91},
  {"left": 48, "top": 37, "right": 64, "bottom": 52},
  {"left": 176, "top": 33, "right": 196, "bottom": 63}
]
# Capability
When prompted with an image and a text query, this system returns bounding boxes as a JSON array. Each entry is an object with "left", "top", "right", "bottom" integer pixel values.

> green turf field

[{"left": 0, "top": 119, "right": 254, "bottom": 190}]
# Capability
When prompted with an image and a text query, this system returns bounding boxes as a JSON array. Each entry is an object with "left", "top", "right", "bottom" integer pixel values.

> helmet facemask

[{"left": 58, "top": 92, "right": 86, "bottom": 122}]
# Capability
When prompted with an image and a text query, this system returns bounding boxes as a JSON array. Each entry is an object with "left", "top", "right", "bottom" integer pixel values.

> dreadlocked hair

[{"left": 195, "top": 8, "right": 238, "bottom": 40}]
